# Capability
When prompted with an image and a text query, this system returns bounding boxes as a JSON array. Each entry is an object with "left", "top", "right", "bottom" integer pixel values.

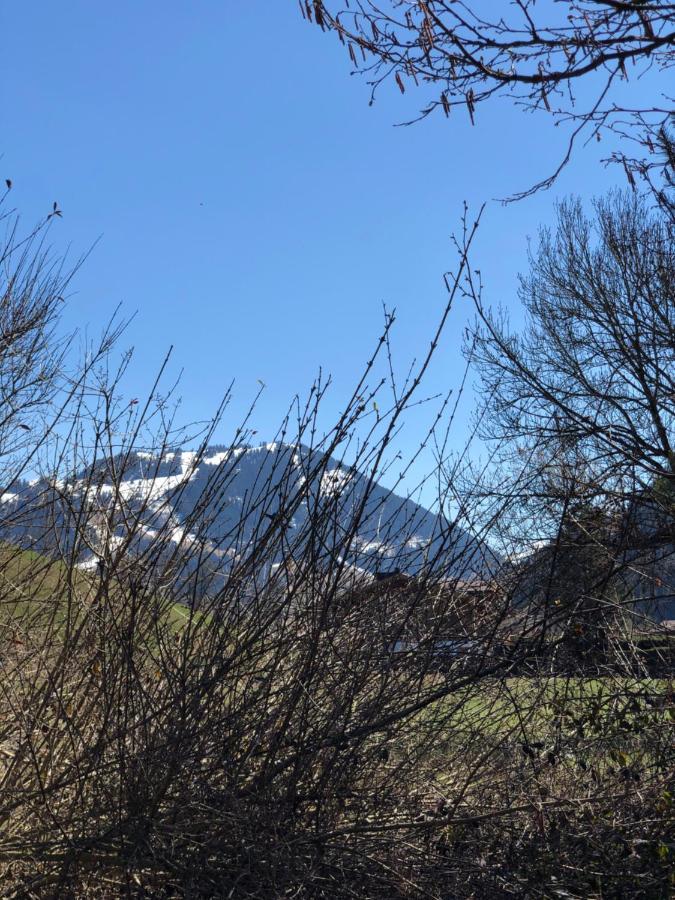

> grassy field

[{"left": 0, "top": 541, "right": 203, "bottom": 632}]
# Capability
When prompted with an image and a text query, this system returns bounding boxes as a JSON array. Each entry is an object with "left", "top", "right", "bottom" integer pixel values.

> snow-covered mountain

[{"left": 0, "top": 443, "right": 494, "bottom": 595}]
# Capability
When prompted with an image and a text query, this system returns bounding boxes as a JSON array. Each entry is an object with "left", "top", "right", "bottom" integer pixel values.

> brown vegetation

[{"left": 0, "top": 186, "right": 672, "bottom": 897}]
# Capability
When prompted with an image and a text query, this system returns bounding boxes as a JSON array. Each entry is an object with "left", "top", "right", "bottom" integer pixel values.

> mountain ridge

[{"left": 0, "top": 442, "right": 494, "bottom": 596}]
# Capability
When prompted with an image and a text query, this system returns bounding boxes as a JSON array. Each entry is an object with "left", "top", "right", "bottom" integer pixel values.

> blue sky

[{"left": 2, "top": 2, "right": 659, "bottom": 498}]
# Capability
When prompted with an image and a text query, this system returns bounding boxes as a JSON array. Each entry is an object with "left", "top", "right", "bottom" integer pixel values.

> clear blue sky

[{"left": 2, "top": 2, "right": 659, "bottom": 497}]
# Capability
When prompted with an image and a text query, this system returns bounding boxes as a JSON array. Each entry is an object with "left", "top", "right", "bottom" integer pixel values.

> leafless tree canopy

[
  {"left": 466, "top": 189, "right": 675, "bottom": 658},
  {"left": 303, "top": 1, "right": 675, "bottom": 196},
  {"left": 470, "top": 191, "right": 675, "bottom": 495}
]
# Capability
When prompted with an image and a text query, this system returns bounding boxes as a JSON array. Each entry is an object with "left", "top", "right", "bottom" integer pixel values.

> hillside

[{"left": 0, "top": 443, "right": 495, "bottom": 601}]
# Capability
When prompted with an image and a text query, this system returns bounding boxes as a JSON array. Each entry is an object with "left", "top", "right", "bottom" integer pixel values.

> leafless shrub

[{"left": 0, "top": 192, "right": 671, "bottom": 898}]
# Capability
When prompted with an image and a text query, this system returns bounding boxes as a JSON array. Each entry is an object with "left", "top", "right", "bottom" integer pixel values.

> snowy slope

[{"left": 0, "top": 443, "right": 494, "bottom": 591}]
